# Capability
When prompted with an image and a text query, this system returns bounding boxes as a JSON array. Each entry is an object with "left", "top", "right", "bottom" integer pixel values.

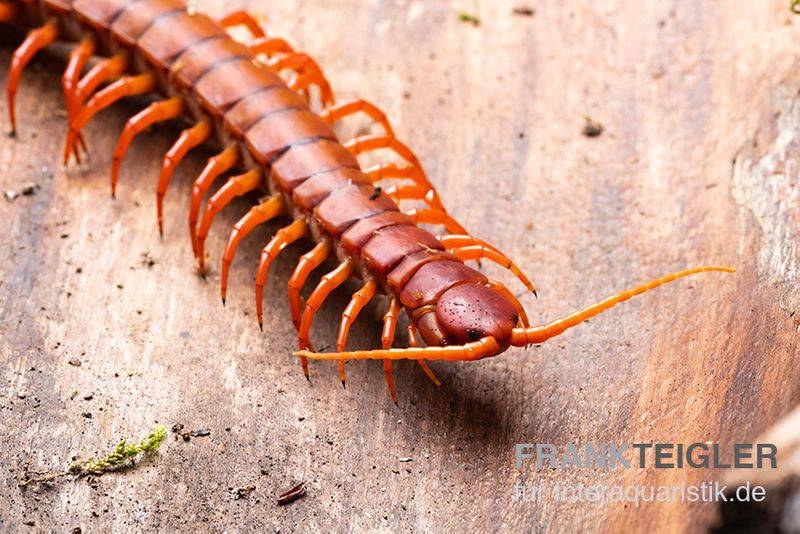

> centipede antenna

[{"left": 510, "top": 265, "right": 736, "bottom": 347}]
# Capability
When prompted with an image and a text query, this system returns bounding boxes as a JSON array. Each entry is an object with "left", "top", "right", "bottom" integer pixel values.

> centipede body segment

[{"left": 1, "top": 0, "right": 734, "bottom": 403}]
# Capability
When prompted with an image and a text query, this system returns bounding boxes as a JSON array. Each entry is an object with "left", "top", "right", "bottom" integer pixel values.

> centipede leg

[
  {"left": 346, "top": 135, "right": 445, "bottom": 211},
  {"left": 319, "top": 99, "right": 394, "bottom": 137},
  {"left": 195, "top": 169, "right": 262, "bottom": 274},
  {"left": 288, "top": 242, "right": 330, "bottom": 331},
  {"left": 296, "top": 336, "right": 501, "bottom": 362},
  {"left": 7, "top": 21, "right": 58, "bottom": 134},
  {"left": 486, "top": 279, "right": 530, "bottom": 328},
  {"left": 71, "top": 52, "right": 128, "bottom": 115},
  {"left": 249, "top": 37, "right": 295, "bottom": 58},
  {"left": 111, "top": 97, "right": 184, "bottom": 197},
  {"left": 156, "top": 120, "right": 212, "bottom": 235},
  {"left": 335, "top": 280, "right": 377, "bottom": 386},
  {"left": 448, "top": 243, "right": 537, "bottom": 296},
  {"left": 217, "top": 10, "right": 266, "bottom": 39},
  {"left": 189, "top": 146, "right": 239, "bottom": 256},
  {"left": 407, "top": 324, "right": 442, "bottom": 386},
  {"left": 62, "top": 36, "right": 95, "bottom": 160},
  {"left": 65, "top": 73, "right": 155, "bottom": 164},
  {"left": 255, "top": 219, "right": 308, "bottom": 329},
  {"left": 220, "top": 196, "right": 284, "bottom": 303},
  {"left": 380, "top": 182, "right": 445, "bottom": 213},
  {"left": 287, "top": 242, "right": 330, "bottom": 378},
  {"left": 298, "top": 262, "right": 353, "bottom": 351},
  {"left": 381, "top": 298, "right": 402, "bottom": 404},
  {"left": 405, "top": 207, "right": 468, "bottom": 235},
  {"left": 267, "top": 53, "right": 334, "bottom": 106}
]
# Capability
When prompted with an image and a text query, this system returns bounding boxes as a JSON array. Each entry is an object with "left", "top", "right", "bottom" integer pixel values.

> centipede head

[{"left": 415, "top": 282, "right": 518, "bottom": 357}]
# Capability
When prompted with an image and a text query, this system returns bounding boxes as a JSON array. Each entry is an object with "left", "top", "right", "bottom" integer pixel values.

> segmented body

[{"left": 2, "top": 0, "right": 734, "bottom": 402}]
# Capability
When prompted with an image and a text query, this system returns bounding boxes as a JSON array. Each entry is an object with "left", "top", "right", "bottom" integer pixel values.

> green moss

[{"left": 20, "top": 425, "right": 166, "bottom": 487}]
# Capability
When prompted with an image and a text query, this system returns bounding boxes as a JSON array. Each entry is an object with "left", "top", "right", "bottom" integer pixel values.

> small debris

[
  {"left": 190, "top": 429, "right": 211, "bottom": 438},
  {"left": 233, "top": 483, "right": 256, "bottom": 500},
  {"left": 83, "top": 393, "right": 94, "bottom": 401},
  {"left": 369, "top": 187, "right": 382, "bottom": 200},
  {"left": 4, "top": 190, "right": 17, "bottom": 202},
  {"left": 20, "top": 182, "right": 39, "bottom": 196},
  {"left": 459, "top": 11, "right": 480, "bottom": 25},
  {"left": 277, "top": 481, "right": 306, "bottom": 505},
  {"left": 582, "top": 116, "right": 604, "bottom": 137},
  {"left": 17, "top": 393, "right": 26, "bottom": 400},
  {"left": 81, "top": 412, "right": 92, "bottom": 419},
  {"left": 140, "top": 252, "right": 156, "bottom": 268},
  {"left": 512, "top": 6, "right": 535, "bottom": 16},
  {"left": 171, "top": 423, "right": 191, "bottom": 441},
  {"left": 68, "top": 358, "right": 82, "bottom": 367},
  {"left": 23, "top": 520, "right": 35, "bottom": 526},
  {"left": 398, "top": 457, "right": 413, "bottom": 463}
]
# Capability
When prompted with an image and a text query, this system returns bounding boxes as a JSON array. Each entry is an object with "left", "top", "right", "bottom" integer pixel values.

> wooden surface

[
  {"left": 1, "top": 1, "right": 799, "bottom": 532},
  {"left": 717, "top": 405, "right": 800, "bottom": 531}
]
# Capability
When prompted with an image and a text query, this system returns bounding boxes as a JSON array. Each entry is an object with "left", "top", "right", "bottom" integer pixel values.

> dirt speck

[{"left": 582, "top": 116, "right": 604, "bottom": 137}]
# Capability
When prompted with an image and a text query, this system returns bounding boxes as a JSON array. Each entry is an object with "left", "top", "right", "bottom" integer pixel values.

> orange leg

[
  {"left": 381, "top": 183, "right": 446, "bottom": 213},
  {"left": 220, "top": 196, "right": 284, "bottom": 303},
  {"left": 449, "top": 244, "right": 537, "bottom": 296},
  {"left": 335, "top": 280, "right": 377, "bottom": 385},
  {"left": 268, "top": 53, "right": 334, "bottom": 106},
  {"left": 363, "top": 163, "right": 443, "bottom": 209},
  {"left": 62, "top": 37, "right": 95, "bottom": 111},
  {"left": 64, "top": 73, "right": 155, "bottom": 164},
  {"left": 486, "top": 279, "right": 530, "bottom": 328},
  {"left": 297, "top": 262, "right": 353, "bottom": 350},
  {"left": 71, "top": 52, "right": 128, "bottom": 116},
  {"left": 296, "top": 336, "right": 501, "bottom": 362},
  {"left": 288, "top": 242, "right": 330, "bottom": 330},
  {"left": 364, "top": 162, "right": 413, "bottom": 182},
  {"left": 408, "top": 324, "right": 442, "bottom": 386},
  {"left": 255, "top": 219, "right": 308, "bottom": 330},
  {"left": 111, "top": 97, "right": 184, "bottom": 197},
  {"left": 250, "top": 37, "right": 295, "bottom": 58},
  {"left": 405, "top": 207, "right": 468, "bottom": 235},
  {"left": 218, "top": 10, "right": 266, "bottom": 39},
  {"left": 345, "top": 135, "right": 444, "bottom": 211},
  {"left": 195, "top": 169, "right": 262, "bottom": 274},
  {"left": 156, "top": 120, "right": 211, "bottom": 235},
  {"left": 381, "top": 297, "right": 402, "bottom": 404},
  {"left": 62, "top": 36, "right": 95, "bottom": 160},
  {"left": 319, "top": 98, "right": 394, "bottom": 137},
  {"left": 287, "top": 241, "right": 331, "bottom": 378},
  {"left": 7, "top": 21, "right": 59, "bottom": 134},
  {"left": 189, "top": 146, "right": 239, "bottom": 256}
]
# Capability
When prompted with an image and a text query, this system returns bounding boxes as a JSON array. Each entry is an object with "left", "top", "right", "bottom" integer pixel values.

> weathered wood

[
  {"left": 1, "top": 1, "right": 798, "bottom": 531},
  {"left": 714, "top": 406, "right": 800, "bottom": 532}
]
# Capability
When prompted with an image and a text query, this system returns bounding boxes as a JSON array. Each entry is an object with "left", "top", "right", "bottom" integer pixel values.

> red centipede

[{"left": 1, "top": 0, "right": 735, "bottom": 402}]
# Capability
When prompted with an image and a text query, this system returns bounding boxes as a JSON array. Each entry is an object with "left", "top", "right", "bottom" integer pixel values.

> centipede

[{"left": 1, "top": 0, "right": 735, "bottom": 402}]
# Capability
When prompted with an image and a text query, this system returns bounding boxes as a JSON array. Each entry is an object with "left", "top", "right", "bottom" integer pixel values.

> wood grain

[{"left": 1, "top": 1, "right": 799, "bottom": 531}]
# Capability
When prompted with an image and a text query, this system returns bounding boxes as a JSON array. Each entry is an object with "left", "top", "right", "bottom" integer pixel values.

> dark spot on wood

[{"left": 512, "top": 7, "right": 535, "bottom": 16}]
